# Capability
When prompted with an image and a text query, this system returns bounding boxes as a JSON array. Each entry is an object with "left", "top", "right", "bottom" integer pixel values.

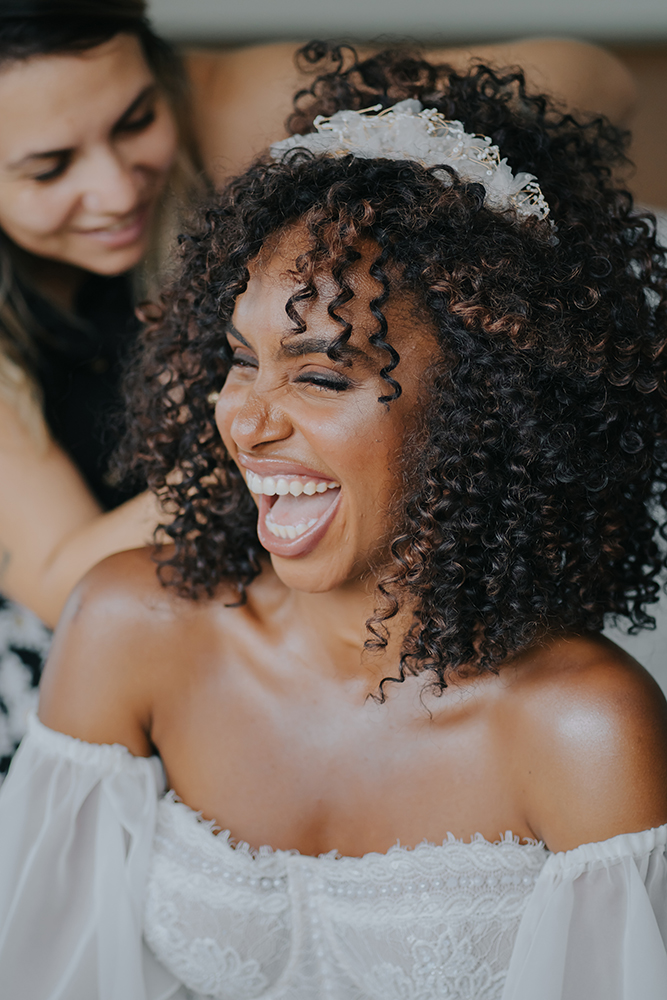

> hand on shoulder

[{"left": 509, "top": 634, "right": 667, "bottom": 852}]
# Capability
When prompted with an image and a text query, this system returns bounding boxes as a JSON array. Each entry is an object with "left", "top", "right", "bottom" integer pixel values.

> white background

[{"left": 150, "top": 0, "right": 667, "bottom": 42}]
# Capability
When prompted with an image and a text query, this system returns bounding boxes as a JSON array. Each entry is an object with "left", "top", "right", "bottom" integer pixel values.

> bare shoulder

[
  {"left": 38, "top": 548, "right": 202, "bottom": 753},
  {"left": 506, "top": 634, "right": 667, "bottom": 851}
]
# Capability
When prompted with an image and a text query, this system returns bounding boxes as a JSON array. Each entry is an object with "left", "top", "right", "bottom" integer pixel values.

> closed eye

[
  {"left": 114, "top": 107, "right": 156, "bottom": 136},
  {"left": 294, "top": 372, "right": 351, "bottom": 392},
  {"left": 112, "top": 85, "right": 159, "bottom": 137},
  {"left": 32, "top": 152, "right": 71, "bottom": 183},
  {"left": 229, "top": 351, "right": 258, "bottom": 369}
]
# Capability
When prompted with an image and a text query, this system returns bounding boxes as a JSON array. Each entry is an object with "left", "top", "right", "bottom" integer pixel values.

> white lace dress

[{"left": 1, "top": 717, "right": 666, "bottom": 1000}]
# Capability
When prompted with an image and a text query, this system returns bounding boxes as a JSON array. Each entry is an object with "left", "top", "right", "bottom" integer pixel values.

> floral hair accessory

[{"left": 271, "top": 99, "right": 550, "bottom": 223}]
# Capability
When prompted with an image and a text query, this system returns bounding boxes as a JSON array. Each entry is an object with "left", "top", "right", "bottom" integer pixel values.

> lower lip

[
  {"left": 76, "top": 207, "right": 149, "bottom": 249},
  {"left": 256, "top": 489, "right": 341, "bottom": 558}
]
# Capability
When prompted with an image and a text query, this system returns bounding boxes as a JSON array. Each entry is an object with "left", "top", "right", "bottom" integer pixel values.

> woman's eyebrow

[
  {"left": 278, "top": 336, "right": 366, "bottom": 363},
  {"left": 8, "top": 146, "right": 71, "bottom": 171},
  {"left": 226, "top": 322, "right": 368, "bottom": 364},
  {"left": 112, "top": 84, "right": 156, "bottom": 131},
  {"left": 225, "top": 323, "right": 252, "bottom": 348}
]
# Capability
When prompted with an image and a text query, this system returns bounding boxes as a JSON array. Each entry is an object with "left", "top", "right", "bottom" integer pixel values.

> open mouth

[{"left": 246, "top": 470, "right": 341, "bottom": 557}]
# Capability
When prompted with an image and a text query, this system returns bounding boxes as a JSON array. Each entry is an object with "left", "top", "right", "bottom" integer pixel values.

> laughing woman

[
  {"left": 0, "top": 1, "right": 634, "bottom": 781},
  {"left": 1, "top": 49, "right": 667, "bottom": 1000}
]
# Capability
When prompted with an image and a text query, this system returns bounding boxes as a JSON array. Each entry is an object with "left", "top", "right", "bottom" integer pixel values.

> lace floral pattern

[{"left": 144, "top": 795, "right": 548, "bottom": 1000}]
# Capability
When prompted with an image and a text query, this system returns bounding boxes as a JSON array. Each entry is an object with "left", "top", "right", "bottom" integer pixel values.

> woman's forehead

[
  {"left": 0, "top": 35, "right": 152, "bottom": 167},
  {"left": 250, "top": 230, "right": 386, "bottom": 302},
  {"left": 237, "top": 244, "right": 435, "bottom": 359}
]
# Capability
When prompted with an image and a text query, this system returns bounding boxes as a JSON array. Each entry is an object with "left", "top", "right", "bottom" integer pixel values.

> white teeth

[
  {"left": 265, "top": 516, "right": 318, "bottom": 539},
  {"left": 245, "top": 472, "right": 340, "bottom": 497}
]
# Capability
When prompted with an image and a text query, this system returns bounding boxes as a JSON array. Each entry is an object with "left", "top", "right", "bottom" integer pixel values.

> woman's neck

[{"left": 275, "top": 575, "right": 413, "bottom": 692}]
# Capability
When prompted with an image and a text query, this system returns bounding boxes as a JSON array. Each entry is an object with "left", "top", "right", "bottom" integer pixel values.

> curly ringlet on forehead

[
  {"left": 251, "top": 223, "right": 429, "bottom": 404},
  {"left": 117, "top": 50, "right": 667, "bottom": 690}
]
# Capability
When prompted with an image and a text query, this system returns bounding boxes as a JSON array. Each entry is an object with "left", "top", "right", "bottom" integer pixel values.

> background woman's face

[
  {"left": 0, "top": 34, "right": 177, "bottom": 276},
  {"left": 216, "top": 233, "right": 436, "bottom": 594}
]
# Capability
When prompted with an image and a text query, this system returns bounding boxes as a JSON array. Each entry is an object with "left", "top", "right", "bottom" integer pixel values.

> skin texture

[
  {"left": 0, "top": 36, "right": 640, "bottom": 627},
  {"left": 39, "top": 236, "right": 667, "bottom": 857}
]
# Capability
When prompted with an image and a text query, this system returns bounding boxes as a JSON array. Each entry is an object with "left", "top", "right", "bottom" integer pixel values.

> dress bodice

[
  {"left": 144, "top": 794, "right": 547, "bottom": 1000},
  {"left": 1, "top": 716, "right": 667, "bottom": 1000}
]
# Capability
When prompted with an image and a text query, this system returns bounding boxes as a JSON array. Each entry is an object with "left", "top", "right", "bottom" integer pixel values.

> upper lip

[
  {"left": 74, "top": 204, "right": 148, "bottom": 235},
  {"left": 236, "top": 453, "right": 337, "bottom": 481}
]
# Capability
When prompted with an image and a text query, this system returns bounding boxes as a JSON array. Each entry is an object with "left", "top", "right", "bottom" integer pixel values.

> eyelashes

[
  {"left": 33, "top": 154, "right": 71, "bottom": 183},
  {"left": 293, "top": 373, "right": 351, "bottom": 393},
  {"left": 115, "top": 109, "right": 156, "bottom": 135},
  {"left": 31, "top": 107, "right": 157, "bottom": 184},
  {"left": 229, "top": 355, "right": 352, "bottom": 393}
]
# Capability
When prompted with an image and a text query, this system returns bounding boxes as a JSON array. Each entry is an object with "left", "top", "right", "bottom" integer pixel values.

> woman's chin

[
  {"left": 268, "top": 551, "right": 357, "bottom": 594},
  {"left": 74, "top": 238, "right": 148, "bottom": 276}
]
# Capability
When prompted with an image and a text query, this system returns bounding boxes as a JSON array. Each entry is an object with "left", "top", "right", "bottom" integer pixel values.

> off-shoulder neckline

[
  {"left": 30, "top": 714, "right": 667, "bottom": 866},
  {"left": 30, "top": 712, "right": 151, "bottom": 761},
  {"left": 159, "top": 790, "right": 547, "bottom": 863}
]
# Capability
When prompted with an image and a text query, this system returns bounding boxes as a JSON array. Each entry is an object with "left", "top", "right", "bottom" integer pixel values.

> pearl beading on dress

[{"left": 144, "top": 794, "right": 547, "bottom": 1000}]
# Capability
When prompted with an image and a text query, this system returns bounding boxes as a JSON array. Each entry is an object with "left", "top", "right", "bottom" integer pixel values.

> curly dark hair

[{"left": 119, "top": 44, "right": 667, "bottom": 687}]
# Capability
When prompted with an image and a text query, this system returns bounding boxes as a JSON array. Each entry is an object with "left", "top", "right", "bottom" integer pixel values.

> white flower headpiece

[{"left": 271, "top": 99, "right": 550, "bottom": 223}]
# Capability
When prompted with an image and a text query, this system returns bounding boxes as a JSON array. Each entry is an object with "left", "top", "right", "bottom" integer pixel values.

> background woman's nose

[{"left": 79, "top": 147, "right": 141, "bottom": 216}]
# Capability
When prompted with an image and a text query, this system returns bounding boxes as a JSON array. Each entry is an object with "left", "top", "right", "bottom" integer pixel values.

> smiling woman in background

[{"left": 0, "top": 0, "right": 637, "bottom": 778}]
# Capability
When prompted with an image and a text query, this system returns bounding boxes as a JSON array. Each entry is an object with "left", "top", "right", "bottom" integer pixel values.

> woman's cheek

[
  {"left": 1, "top": 186, "right": 72, "bottom": 244},
  {"left": 134, "top": 106, "right": 178, "bottom": 175},
  {"left": 215, "top": 385, "right": 243, "bottom": 451}
]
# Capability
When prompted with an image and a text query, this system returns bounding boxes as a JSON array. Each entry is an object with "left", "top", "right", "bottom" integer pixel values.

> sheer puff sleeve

[
  {"left": 502, "top": 823, "right": 667, "bottom": 1000},
  {"left": 0, "top": 715, "right": 185, "bottom": 1000}
]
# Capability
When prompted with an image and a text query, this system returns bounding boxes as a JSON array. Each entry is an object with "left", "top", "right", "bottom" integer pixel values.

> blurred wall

[{"left": 150, "top": 0, "right": 667, "bottom": 43}]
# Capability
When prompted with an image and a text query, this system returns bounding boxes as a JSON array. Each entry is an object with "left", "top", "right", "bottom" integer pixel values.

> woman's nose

[
  {"left": 79, "top": 146, "right": 140, "bottom": 216},
  {"left": 224, "top": 390, "right": 293, "bottom": 451}
]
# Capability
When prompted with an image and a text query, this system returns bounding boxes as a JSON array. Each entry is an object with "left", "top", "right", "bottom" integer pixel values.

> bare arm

[
  {"left": 184, "top": 38, "right": 637, "bottom": 182},
  {"left": 0, "top": 392, "right": 163, "bottom": 628}
]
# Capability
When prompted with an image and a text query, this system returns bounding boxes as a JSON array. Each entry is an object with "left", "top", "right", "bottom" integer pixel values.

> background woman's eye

[
  {"left": 33, "top": 156, "right": 70, "bottom": 182},
  {"left": 117, "top": 109, "right": 156, "bottom": 134}
]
